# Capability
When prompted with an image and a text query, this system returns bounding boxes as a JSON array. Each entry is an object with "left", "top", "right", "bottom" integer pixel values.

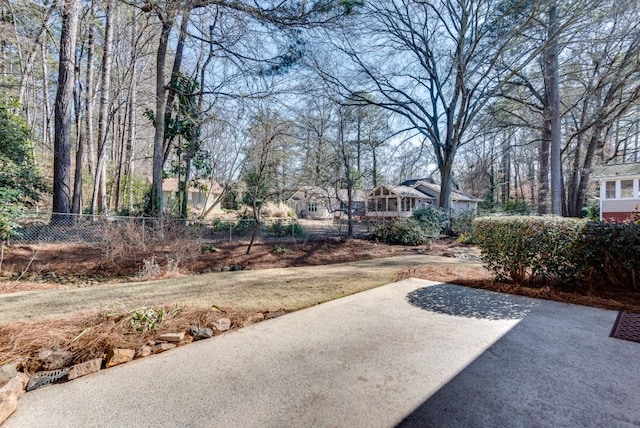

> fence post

[
  {"left": 142, "top": 217, "right": 145, "bottom": 245},
  {"left": 229, "top": 224, "right": 232, "bottom": 244}
]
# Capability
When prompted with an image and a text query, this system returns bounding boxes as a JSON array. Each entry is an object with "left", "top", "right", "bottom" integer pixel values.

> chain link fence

[{"left": 9, "top": 212, "right": 383, "bottom": 245}]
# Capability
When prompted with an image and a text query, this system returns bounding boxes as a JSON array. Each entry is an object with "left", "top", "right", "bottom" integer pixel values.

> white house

[
  {"left": 289, "top": 186, "right": 366, "bottom": 220},
  {"left": 592, "top": 163, "right": 640, "bottom": 221},
  {"left": 364, "top": 179, "right": 481, "bottom": 218},
  {"left": 162, "top": 178, "right": 224, "bottom": 218}
]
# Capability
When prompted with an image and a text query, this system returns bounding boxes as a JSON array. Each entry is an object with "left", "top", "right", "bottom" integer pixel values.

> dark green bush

[
  {"left": 234, "top": 218, "right": 256, "bottom": 232},
  {"left": 373, "top": 219, "right": 430, "bottom": 246},
  {"left": 266, "top": 220, "right": 305, "bottom": 237},
  {"left": 571, "top": 221, "right": 640, "bottom": 290},
  {"left": 474, "top": 216, "right": 586, "bottom": 285},
  {"left": 451, "top": 210, "right": 476, "bottom": 235},
  {"left": 412, "top": 206, "right": 446, "bottom": 237}
]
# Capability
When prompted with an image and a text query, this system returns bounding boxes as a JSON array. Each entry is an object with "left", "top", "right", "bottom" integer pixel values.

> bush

[
  {"left": 373, "top": 219, "right": 431, "bottom": 246},
  {"left": 451, "top": 210, "right": 476, "bottom": 236},
  {"left": 572, "top": 221, "right": 640, "bottom": 290},
  {"left": 412, "top": 206, "right": 446, "bottom": 237},
  {"left": 265, "top": 220, "right": 305, "bottom": 237},
  {"left": 582, "top": 201, "right": 600, "bottom": 221},
  {"left": 456, "top": 233, "right": 476, "bottom": 244},
  {"left": 211, "top": 218, "right": 232, "bottom": 232},
  {"left": 234, "top": 218, "right": 256, "bottom": 232},
  {"left": 474, "top": 216, "right": 586, "bottom": 285}
]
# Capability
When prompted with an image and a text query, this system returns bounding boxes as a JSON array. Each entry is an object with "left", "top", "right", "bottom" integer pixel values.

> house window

[
  {"left": 388, "top": 198, "right": 398, "bottom": 211},
  {"left": 605, "top": 181, "right": 616, "bottom": 199},
  {"left": 367, "top": 199, "right": 376, "bottom": 211},
  {"left": 377, "top": 198, "right": 386, "bottom": 211},
  {"left": 401, "top": 198, "right": 413, "bottom": 211},
  {"left": 308, "top": 202, "right": 318, "bottom": 212},
  {"left": 621, "top": 180, "right": 634, "bottom": 198}
]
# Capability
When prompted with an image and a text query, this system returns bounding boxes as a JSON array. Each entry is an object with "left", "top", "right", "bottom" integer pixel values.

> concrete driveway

[{"left": 5, "top": 279, "right": 640, "bottom": 428}]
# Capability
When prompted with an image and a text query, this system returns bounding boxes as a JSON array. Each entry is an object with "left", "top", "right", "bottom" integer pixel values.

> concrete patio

[{"left": 5, "top": 278, "right": 639, "bottom": 427}]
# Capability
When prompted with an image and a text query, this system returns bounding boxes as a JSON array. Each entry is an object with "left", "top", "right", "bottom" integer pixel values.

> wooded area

[{"left": 1, "top": 0, "right": 640, "bottom": 224}]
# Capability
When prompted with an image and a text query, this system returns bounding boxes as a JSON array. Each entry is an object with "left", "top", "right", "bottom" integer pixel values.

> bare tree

[{"left": 317, "top": 0, "right": 538, "bottom": 228}]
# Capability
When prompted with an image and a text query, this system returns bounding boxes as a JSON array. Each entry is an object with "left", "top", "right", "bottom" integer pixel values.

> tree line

[{"left": 1, "top": 0, "right": 639, "bottom": 225}]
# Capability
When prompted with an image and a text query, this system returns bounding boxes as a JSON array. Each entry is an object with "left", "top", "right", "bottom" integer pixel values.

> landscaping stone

[
  {"left": 153, "top": 343, "right": 176, "bottom": 353},
  {"left": 0, "top": 373, "right": 29, "bottom": 423},
  {"left": 68, "top": 359, "right": 102, "bottom": 380},
  {"left": 0, "top": 361, "right": 21, "bottom": 386},
  {"left": 0, "top": 391, "right": 18, "bottom": 425},
  {"left": 214, "top": 318, "right": 231, "bottom": 332},
  {"left": 0, "top": 374, "right": 28, "bottom": 398},
  {"left": 157, "top": 332, "right": 185, "bottom": 343},
  {"left": 136, "top": 345, "right": 153, "bottom": 358},
  {"left": 38, "top": 349, "right": 74, "bottom": 371},
  {"left": 105, "top": 349, "right": 135, "bottom": 368},
  {"left": 188, "top": 326, "right": 213, "bottom": 341}
]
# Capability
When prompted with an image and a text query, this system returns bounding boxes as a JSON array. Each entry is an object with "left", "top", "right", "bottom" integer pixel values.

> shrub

[
  {"left": 412, "top": 206, "right": 446, "bottom": 237},
  {"left": 456, "top": 233, "right": 476, "bottom": 244},
  {"left": 451, "top": 210, "right": 476, "bottom": 235},
  {"left": 572, "top": 221, "right": 640, "bottom": 290},
  {"left": 272, "top": 246, "right": 289, "bottom": 255},
  {"left": 234, "top": 218, "right": 256, "bottom": 232},
  {"left": 474, "top": 216, "right": 586, "bottom": 285},
  {"left": 582, "top": 201, "right": 600, "bottom": 221},
  {"left": 266, "top": 220, "right": 305, "bottom": 237},
  {"left": 211, "top": 218, "right": 232, "bottom": 232},
  {"left": 373, "top": 219, "right": 431, "bottom": 246}
]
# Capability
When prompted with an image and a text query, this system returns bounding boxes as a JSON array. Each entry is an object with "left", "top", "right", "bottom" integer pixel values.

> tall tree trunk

[
  {"left": 85, "top": 3, "right": 96, "bottom": 175},
  {"left": 90, "top": 0, "right": 115, "bottom": 214},
  {"left": 71, "top": 49, "right": 83, "bottom": 215},
  {"left": 41, "top": 39, "right": 50, "bottom": 150},
  {"left": 52, "top": 0, "right": 79, "bottom": 219},
  {"left": 544, "top": 1, "right": 562, "bottom": 215},
  {"left": 162, "top": 11, "right": 191, "bottom": 164},
  {"left": 151, "top": 19, "right": 174, "bottom": 219},
  {"left": 125, "top": 41, "right": 138, "bottom": 210}
]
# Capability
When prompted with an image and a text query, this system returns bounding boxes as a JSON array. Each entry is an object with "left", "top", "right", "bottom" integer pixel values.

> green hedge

[
  {"left": 474, "top": 216, "right": 640, "bottom": 291},
  {"left": 572, "top": 222, "right": 640, "bottom": 290},
  {"left": 474, "top": 216, "right": 586, "bottom": 285}
]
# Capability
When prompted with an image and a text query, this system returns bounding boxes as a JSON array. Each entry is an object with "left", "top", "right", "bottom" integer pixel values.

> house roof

[
  {"left": 367, "top": 185, "right": 434, "bottom": 199},
  {"left": 163, "top": 178, "right": 223, "bottom": 194},
  {"left": 592, "top": 163, "right": 640, "bottom": 179},
  {"left": 408, "top": 180, "right": 483, "bottom": 203},
  {"left": 290, "top": 186, "right": 367, "bottom": 202}
]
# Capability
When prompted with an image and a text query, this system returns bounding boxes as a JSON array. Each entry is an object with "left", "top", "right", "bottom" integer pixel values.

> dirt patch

[{"left": 0, "top": 239, "right": 421, "bottom": 293}]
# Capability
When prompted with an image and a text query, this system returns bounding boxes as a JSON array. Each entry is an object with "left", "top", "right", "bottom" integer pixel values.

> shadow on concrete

[
  {"left": 396, "top": 298, "right": 639, "bottom": 427},
  {"left": 406, "top": 284, "right": 537, "bottom": 320}
]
